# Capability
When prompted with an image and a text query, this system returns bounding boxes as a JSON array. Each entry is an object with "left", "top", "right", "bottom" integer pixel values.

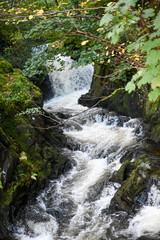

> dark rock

[
  {"left": 109, "top": 156, "right": 152, "bottom": 214},
  {"left": 38, "top": 74, "right": 55, "bottom": 102}
]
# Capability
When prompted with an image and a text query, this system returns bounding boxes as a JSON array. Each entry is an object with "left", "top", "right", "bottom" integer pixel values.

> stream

[{"left": 13, "top": 57, "right": 160, "bottom": 240}]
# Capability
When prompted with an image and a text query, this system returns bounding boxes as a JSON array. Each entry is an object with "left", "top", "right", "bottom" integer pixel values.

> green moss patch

[
  {"left": 0, "top": 58, "right": 13, "bottom": 74},
  {"left": 0, "top": 58, "right": 42, "bottom": 114}
]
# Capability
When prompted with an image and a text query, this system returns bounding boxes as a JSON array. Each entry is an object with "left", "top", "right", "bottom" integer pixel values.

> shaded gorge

[{"left": 12, "top": 57, "right": 160, "bottom": 240}]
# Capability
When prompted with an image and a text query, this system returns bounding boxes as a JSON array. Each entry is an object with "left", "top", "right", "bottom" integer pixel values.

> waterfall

[
  {"left": 46, "top": 56, "right": 94, "bottom": 98},
  {"left": 13, "top": 57, "right": 159, "bottom": 240}
]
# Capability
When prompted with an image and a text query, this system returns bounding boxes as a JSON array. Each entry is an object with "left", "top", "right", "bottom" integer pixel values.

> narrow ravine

[{"left": 13, "top": 57, "right": 160, "bottom": 240}]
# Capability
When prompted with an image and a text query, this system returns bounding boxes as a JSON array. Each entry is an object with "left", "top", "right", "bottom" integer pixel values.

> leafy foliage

[
  {"left": 0, "top": 0, "right": 159, "bottom": 100},
  {"left": 100, "top": 0, "right": 160, "bottom": 100}
]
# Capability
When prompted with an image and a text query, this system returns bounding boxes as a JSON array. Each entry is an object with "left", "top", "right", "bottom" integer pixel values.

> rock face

[{"left": 0, "top": 58, "right": 69, "bottom": 239}]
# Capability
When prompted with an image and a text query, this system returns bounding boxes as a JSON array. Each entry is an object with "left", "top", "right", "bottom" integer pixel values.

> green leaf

[
  {"left": 100, "top": 13, "right": 113, "bottom": 26},
  {"left": 31, "top": 173, "right": 37, "bottom": 180},
  {"left": 153, "top": 12, "right": 160, "bottom": 30},
  {"left": 142, "top": 38, "right": 160, "bottom": 52},
  {"left": 111, "top": 32, "right": 119, "bottom": 44},
  {"left": 128, "top": 42, "right": 140, "bottom": 52},
  {"left": 150, "top": 30, "right": 160, "bottom": 39},
  {"left": 125, "top": 81, "right": 136, "bottom": 93},
  {"left": 131, "top": 68, "right": 146, "bottom": 82},
  {"left": 148, "top": 88, "right": 160, "bottom": 101},
  {"left": 151, "top": 74, "right": 160, "bottom": 89},
  {"left": 146, "top": 50, "right": 160, "bottom": 66},
  {"left": 142, "top": 8, "right": 155, "bottom": 18},
  {"left": 137, "top": 70, "right": 152, "bottom": 88}
]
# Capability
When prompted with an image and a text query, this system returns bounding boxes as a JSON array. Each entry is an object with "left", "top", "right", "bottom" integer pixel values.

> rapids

[{"left": 13, "top": 57, "right": 160, "bottom": 240}]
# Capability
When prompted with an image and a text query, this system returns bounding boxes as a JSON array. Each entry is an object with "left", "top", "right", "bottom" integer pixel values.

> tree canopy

[{"left": 0, "top": 0, "right": 160, "bottom": 100}]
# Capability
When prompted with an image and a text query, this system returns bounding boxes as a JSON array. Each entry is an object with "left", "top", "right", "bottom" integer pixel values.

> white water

[
  {"left": 126, "top": 185, "right": 160, "bottom": 239},
  {"left": 14, "top": 57, "right": 160, "bottom": 240}
]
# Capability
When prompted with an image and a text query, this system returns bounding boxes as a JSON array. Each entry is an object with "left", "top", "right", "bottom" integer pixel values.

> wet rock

[
  {"left": 63, "top": 120, "right": 83, "bottom": 131},
  {"left": 109, "top": 156, "right": 152, "bottom": 214},
  {"left": 145, "top": 98, "right": 160, "bottom": 143},
  {"left": 38, "top": 74, "right": 55, "bottom": 102}
]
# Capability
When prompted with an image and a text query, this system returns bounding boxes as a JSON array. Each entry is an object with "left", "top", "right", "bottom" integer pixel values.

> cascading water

[
  {"left": 126, "top": 185, "right": 160, "bottom": 239},
  {"left": 13, "top": 57, "right": 160, "bottom": 240}
]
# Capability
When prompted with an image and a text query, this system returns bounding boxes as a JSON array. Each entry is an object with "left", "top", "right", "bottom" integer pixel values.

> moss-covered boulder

[
  {"left": 0, "top": 58, "right": 69, "bottom": 239},
  {"left": 145, "top": 98, "right": 160, "bottom": 143},
  {"left": 110, "top": 156, "right": 151, "bottom": 213},
  {"left": 110, "top": 153, "right": 160, "bottom": 214}
]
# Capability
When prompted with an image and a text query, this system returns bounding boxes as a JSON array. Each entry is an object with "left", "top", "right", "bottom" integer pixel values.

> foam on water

[{"left": 125, "top": 185, "right": 160, "bottom": 239}]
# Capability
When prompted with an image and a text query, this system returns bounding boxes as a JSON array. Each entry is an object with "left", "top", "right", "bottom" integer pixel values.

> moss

[
  {"left": 110, "top": 156, "right": 151, "bottom": 212},
  {"left": 145, "top": 98, "right": 160, "bottom": 123},
  {"left": 112, "top": 160, "right": 133, "bottom": 184},
  {"left": 0, "top": 183, "right": 19, "bottom": 207},
  {"left": 145, "top": 98, "right": 160, "bottom": 142},
  {"left": 151, "top": 124, "right": 160, "bottom": 143},
  {"left": 89, "top": 64, "right": 110, "bottom": 96},
  {"left": 0, "top": 59, "right": 42, "bottom": 115},
  {"left": 0, "top": 58, "right": 13, "bottom": 74},
  {"left": 13, "top": 68, "right": 22, "bottom": 74}
]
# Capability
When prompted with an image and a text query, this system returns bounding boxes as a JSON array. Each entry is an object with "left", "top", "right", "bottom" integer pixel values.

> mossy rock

[
  {"left": 145, "top": 98, "right": 160, "bottom": 124},
  {"left": 0, "top": 58, "right": 13, "bottom": 74},
  {"left": 112, "top": 160, "right": 136, "bottom": 184},
  {"left": 110, "top": 156, "right": 151, "bottom": 213},
  {"left": 0, "top": 58, "right": 42, "bottom": 115},
  {"left": 145, "top": 98, "right": 160, "bottom": 142}
]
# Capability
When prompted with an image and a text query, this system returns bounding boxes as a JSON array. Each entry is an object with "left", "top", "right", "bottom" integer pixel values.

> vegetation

[
  {"left": 0, "top": 58, "right": 42, "bottom": 113},
  {"left": 0, "top": 0, "right": 159, "bottom": 100}
]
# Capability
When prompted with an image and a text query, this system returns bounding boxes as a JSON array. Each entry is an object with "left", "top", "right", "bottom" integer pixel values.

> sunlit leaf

[
  {"left": 81, "top": 40, "right": 90, "bottom": 46},
  {"left": 125, "top": 81, "right": 136, "bottom": 93},
  {"left": 149, "top": 88, "right": 160, "bottom": 101},
  {"left": 29, "top": 15, "right": 34, "bottom": 20}
]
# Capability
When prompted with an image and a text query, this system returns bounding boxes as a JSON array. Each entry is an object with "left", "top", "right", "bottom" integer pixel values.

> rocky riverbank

[{"left": 0, "top": 58, "right": 70, "bottom": 239}]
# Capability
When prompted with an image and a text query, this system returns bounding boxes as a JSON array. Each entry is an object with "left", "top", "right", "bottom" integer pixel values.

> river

[{"left": 13, "top": 57, "right": 160, "bottom": 240}]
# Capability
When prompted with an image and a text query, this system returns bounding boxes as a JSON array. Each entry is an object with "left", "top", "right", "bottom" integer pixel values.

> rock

[
  {"left": 145, "top": 98, "right": 160, "bottom": 143},
  {"left": 109, "top": 156, "right": 152, "bottom": 214},
  {"left": 37, "top": 74, "right": 55, "bottom": 102}
]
